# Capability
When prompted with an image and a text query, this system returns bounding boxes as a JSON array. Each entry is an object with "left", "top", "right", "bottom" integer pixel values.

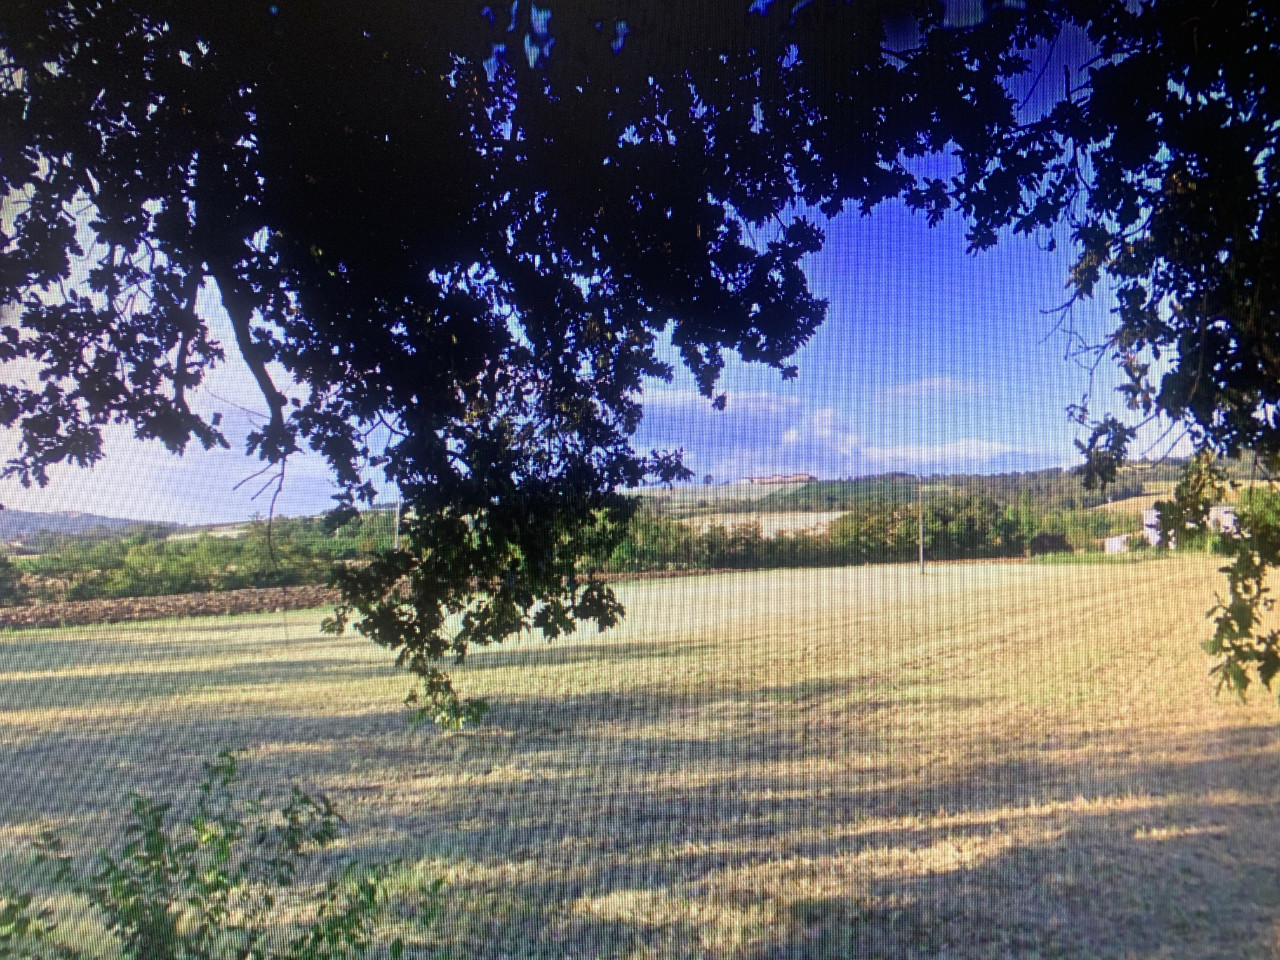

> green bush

[
  {"left": 1028, "top": 531, "right": 1073, "bottom": 556},
  {"left": 0, "top": 556, "right": 25, "bottom": 606},
  {"left": 0, "top": 752, "right": 447, "bottom": 959},
  {"left": 1127, "top": 533, "right": 1152, "bottom": 551}
]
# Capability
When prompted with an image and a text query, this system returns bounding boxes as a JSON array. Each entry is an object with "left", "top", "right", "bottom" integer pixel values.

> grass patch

[
  {"left": 1, "top": 558, "right": 1278, "bottom": 958},
  {"left": 1025, "top": 550, "right": 1163, "bottom": 565}
]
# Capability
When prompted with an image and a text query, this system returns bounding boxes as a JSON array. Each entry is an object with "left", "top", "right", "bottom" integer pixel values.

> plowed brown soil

[{"left": 0, "top": 584, "right": 340, "bottom": 630}]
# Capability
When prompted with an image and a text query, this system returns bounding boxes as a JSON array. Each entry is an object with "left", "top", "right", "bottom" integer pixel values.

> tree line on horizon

[
  {"left": 5, "top": 456, "right": 1268, "bottom": 607},
  {"left": 0, "top": 478, "right": 1170, "bottom": 606},
  {"left": 597, "top": 490, "right": 1144, "bottom": 573}
]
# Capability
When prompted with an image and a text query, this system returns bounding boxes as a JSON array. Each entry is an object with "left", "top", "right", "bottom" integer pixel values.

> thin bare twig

[
  {"left": 247, "top": 462, "right": 286, "bottom": 503},
  {"left": 201, "top": 387, "right": 269, "bottom": 424},
  {"left": 264, "top": 458, "right": 288, "bottom": 571},
  {"left": 231, "top": 459, "right": 278, "bottom": 493},
  {"left": 1018, "top": 32, "right": 1060, "bottom": 112}
]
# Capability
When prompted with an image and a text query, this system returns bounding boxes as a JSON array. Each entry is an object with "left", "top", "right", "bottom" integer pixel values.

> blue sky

[
  {"left": 0, "top": 199, "right": 1164, "bottom": 525},
  {"left": 639, "top": 201, "right": 1140, "bottom": 484}
]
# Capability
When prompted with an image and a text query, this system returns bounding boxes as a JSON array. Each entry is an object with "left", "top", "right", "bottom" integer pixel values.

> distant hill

[
  {"left": 642, "top": 463, "right": 1183, "bottom": 518},
  {"left": 0, "top": 508, "right": 174, "bottom": 544}
]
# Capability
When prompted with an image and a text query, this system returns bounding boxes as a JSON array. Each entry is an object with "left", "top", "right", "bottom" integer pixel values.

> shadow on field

[
  {"left": 330, "top": 680, "right": 1280, "bottom": 960},
  {"left": 0, "top": 625, "right": 338, "bottom": 669},
  {"left": 0, "top": 708, "right": 411, "bottom": 827},
  {"left": 0, "top": 659, "right": 389, "bottom": 711},
  {"left": 459, "top": 639, "right": 722, "bottom": 671},
  {"left": 4, "top": 649, "right": 1280, "bottom": 957},
  {"left": 752, "top": 756, "right": 1280, "bottom": 960}
]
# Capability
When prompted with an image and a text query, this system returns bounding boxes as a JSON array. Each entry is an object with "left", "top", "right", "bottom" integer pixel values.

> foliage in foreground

[
  {"left": 1120, "top": 453, "right": 1280, "bottom": 705},
  {"left": 1200, "top": 485, "right": 1280, "bottom": 702},
  {"left": 0, "top": 751, "right": 446, "bottom": 959}
]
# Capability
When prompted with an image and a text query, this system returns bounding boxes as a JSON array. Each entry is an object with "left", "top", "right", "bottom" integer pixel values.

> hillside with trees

[
  {"left": 0, "top": 508, "right": 173, "bottom": 546},
  {"left": 3, "top": 509, "right": 398, "bottom": 606},
  {"left": 0, "top": 463, "right": 1195, "bottom": 610}
]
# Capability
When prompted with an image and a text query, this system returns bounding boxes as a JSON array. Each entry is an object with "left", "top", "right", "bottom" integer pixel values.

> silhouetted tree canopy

[{"left": 2, "top": 0, "right": 1277, "bottom": 710}]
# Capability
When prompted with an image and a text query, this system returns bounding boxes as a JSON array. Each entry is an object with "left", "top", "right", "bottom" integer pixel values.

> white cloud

[
  {"left": 642, "top": 385, "right": 800, "bottom": 417},
  {"left": 0, "top": 416, "right": 344, "bottom": 524},
  {"left": 778, "top": 407, "right": 859, "bottom": 455},
  {"left": 878, "top": 376, "right": 991, "bottom": 401}
]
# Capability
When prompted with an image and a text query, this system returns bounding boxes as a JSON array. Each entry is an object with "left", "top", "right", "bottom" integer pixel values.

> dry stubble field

[{"left": 1, "top": 556, "right": 1279, "bottom": 959}]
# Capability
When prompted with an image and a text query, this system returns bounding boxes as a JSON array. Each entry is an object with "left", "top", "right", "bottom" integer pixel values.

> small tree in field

[{"left": 0, "top": 555, "right": 25, "bottom": 607}]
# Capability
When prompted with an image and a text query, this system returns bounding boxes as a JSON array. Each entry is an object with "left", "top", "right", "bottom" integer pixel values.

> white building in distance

[
  {"left": 742, "top": 473, "right": 817, "bottom": 485},
  {"left": 1104, "top": 534, "right": 1134, "bottom": 554}
]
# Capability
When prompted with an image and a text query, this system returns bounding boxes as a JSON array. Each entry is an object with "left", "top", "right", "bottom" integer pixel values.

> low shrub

[
  {"left": 0, "top": 751, "right": 448, "bottom": 959},
  {"left": 1028, "top": 531, "right": 1073, "bottom": 556}
]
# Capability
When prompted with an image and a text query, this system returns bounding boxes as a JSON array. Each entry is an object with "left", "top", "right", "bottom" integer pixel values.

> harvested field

[
  {"left": 0, "top": 569, "right": 817, "bottom": 631},
  {"left": 678, "top": 510, "right": 846, "bottom": 536},
  {"left": 1090, "top": 493, "right": 1168, "bottom": 515},
  {"left": 1093, "top": 484, "right": 1263, "bottom": 515},
  {"left": 1, "top": 557, "right": 1279, "bottom": 958}
]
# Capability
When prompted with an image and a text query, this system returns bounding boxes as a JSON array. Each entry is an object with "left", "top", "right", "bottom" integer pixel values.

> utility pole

[
  {"left": 917, "top": 473, "right": 925, "bottom": 575},
  {"left": 392, "top": 492, "right": 402, "bottom": 551}
]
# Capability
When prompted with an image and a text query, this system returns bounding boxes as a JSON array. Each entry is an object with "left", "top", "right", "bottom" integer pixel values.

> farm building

[
  {"left": 742, "top": 473, "right": 817, "bottom": 485},
  {"left": 1104, "top": 535, "right": 1132, "bottom": 554}
]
